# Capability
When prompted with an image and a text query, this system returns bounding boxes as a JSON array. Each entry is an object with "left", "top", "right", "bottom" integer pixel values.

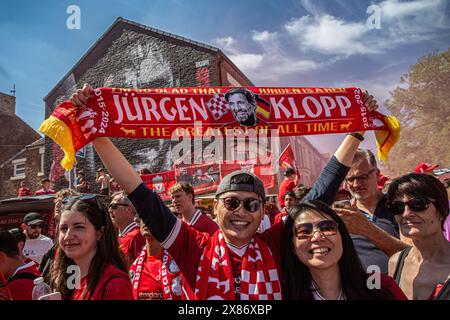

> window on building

[
  {"left": 38, "top": 147, "right": 44, "bottom": 176},
  {"left": 12, "top": 159, "right": 26, "bottom": 179}
]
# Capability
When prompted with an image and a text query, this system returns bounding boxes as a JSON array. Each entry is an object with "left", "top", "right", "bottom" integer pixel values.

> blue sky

[{"left": 1, "top": 0, "right": 449, "bottom": 154}]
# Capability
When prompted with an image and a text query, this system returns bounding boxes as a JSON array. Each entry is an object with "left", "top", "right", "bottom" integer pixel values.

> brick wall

[
  {"left": 0, "top": 142, "right": 45, "bottom": 199},
  {"left": 0, "top": 92, "right": 15, "bottom": 116},
  {"left": 43, "top": 23, "right": 233, "bottom": 191}
]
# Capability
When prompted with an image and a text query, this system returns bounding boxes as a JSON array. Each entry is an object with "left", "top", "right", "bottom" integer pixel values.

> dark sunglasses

[
  {"left": 387, "top": 197, "right": 433, "bottom": 215},
  {"left": 29, "top": 224, "right": 43, "bottom": 229},
  {"left": 294, "top": 220, "right": 339, "bottom": 239},
  {"left": 219, "top": 197, "right": 262, "bottom": 213},
  {"left": 345, "top": 169, "right": 375, "bottom": 184},
  {"left": 108, "top": 202, "right": 129, "bottom": 210}
]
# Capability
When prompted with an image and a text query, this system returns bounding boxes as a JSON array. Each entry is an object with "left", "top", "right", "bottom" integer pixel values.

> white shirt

[
  {"left": 23, "top": 234, "right": 54, "bottom": 265},
  {"left": 258, "top": 214, "right": 271, "bottom": 233}
]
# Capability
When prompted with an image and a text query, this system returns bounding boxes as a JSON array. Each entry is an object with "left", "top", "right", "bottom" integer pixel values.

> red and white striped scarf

[{"left": 194, "top": 231, "right": 282, "bottom": 300}]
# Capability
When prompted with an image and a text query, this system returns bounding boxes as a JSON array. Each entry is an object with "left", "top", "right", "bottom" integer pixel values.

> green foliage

[{"left": 384, "top": 48, "right": 450, "bottom": 177}]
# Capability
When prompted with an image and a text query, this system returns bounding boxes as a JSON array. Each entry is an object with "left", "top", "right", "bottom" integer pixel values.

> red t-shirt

[
  {"left": 71, "top": 264, "right": 133, "bottom": 300},
  {"left": 187, "top": 210, "right": 218, "bottom": 236},
  {"left": 119, "top": 224, "right": 146, "bottom": 266},
  {"left": 129, "top": 249, "right": 164, "bottom": 300},
  {"left": 7, "top": 261, "right": 41, "bottom": 300},
  {"left": 278, "top": 180, "right": 296, "bottom": 207},
  {"left": 18, "top": 187, "right": 32, "bottom": 197},
  {"left": 34, "top": 189, "right": 56, "bottom": 196},
  {"left": 162, "top": 219, "right": 285, "bottom": 300},
  {"left": 380, "top": 274, "right": 408, "bottom": 300},
  {"left": 129, "top": 247, "right": 184, "bottom": 300},
  {"left": 274, "top": 211, "right": 288, "bottom": 224},
  {"left": 0, "top": 271, "right": 12, "bottom": 300}
]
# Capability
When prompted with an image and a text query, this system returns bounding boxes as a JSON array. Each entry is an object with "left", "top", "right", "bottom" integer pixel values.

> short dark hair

[
  {"left": 9, "top": 228, "right": 26, "bottom": 245},
  {"left": 387, "top": 173, "right": 449, "bottom": 228},
  {"left": 41, "top": 178, "right": 50, "bottom": 184},
  {"left": 224, "top": 88, "right": 255, "bottom": 105},
  {"left": 0, "top": 230, "right": 20, "bottom": 257},
  {"left": 284, "top": 191, "right": 296, "bottom": 200},
  {"left": 294, "top": 185, "right": 311, "bottom": 201},
  {"left": 353, "top": 149, "right": 377, "bottom": 168}
]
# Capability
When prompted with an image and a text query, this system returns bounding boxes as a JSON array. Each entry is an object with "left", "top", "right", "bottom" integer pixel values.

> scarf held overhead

[{"left": 39, "top": 87, "right": 400, "bottom": 170}]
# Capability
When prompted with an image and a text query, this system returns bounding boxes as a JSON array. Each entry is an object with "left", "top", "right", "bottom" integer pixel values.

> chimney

[{"left": 0, "top": 92, "right": 16, "bottom": 116}]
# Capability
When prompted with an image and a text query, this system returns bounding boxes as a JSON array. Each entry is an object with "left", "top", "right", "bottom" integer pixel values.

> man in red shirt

[
  {"left": 0, "top": 230, "right": 41, "bottom": 300},
  {"left": 169, "top": 183, "right": 218, "bottom": 235},
  {"left": 109, "top": 191, "right": 145, "bottom": 266},
  {"left": 278, "top": 167, "right": 297, "bottom": 208},
  {"left": 17, "top": 180, "right": 32, "bottom": 197},
  {"left": 34, "top": 178, "right": 56, "bottom": 196}
]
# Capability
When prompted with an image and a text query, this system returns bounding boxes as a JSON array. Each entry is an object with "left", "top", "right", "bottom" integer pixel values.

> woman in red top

[
  {"left": 282, "top": 200, "right": 407, "bottom": 300},
  {"left": 51, "top": 195, "right": 133, "bottom": 300}
]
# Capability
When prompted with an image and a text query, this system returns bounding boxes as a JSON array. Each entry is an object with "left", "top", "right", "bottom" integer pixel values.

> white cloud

[
  {"left": 228, "top": 53, "right": 264, "bottom": 71},
  {"left": 252, "top": 30, "right": 278, "bottom": 42},
  {"left": 212, "top": 36, "right": 238, "bottom": 54},
  {"left": 285, "top": 15, "right": 375, "bottom": 56},
  {"left": 380, "top": 0, "right": 445, "bottom": 20}
]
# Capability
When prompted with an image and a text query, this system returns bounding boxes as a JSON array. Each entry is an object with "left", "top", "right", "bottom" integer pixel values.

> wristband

[{"left": 347, "top": 132, "right": 365, "bottom": 141}]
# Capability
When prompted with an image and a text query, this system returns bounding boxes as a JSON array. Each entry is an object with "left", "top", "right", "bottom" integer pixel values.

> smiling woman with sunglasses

[
  {"left": 50, "top": 195, "right": 133, "bottom": 300},
  {"left": 282, "top": 200, "right": 406, "bottom": 300},
  {"left": 387, "top": 173, "right": 450, "bottom": 300}
]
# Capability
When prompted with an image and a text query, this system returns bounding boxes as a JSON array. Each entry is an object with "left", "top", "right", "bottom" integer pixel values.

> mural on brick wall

[{"left": 46, "top": 29, "right": 215, "bottom": 188}]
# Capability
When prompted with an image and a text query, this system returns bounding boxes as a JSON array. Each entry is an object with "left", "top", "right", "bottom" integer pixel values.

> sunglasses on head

[
  {"left": 108, "top": 202, "right": 128, "bottom": 210},
  {"left": 62, "top": 194, "right": 104, "bottom": 212},
  {"left": 387, "top": 197, "right": 433, "bottom": 215},
  {"left": 219, "top": 197, "right": 262, "bottom": 213},
  {"left": 294, "top": 220, "right": 339, "bottom": 239}
]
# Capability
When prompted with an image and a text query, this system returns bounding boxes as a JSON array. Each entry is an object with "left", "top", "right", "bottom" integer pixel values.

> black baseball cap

[
  {"left": 284, "top": 167, "right": 296, "bottom": 176},
  {"left": 215, "top": 170, "right": 265, "bottom": 200},
  {"left": 23, "top": 212, "right": 44, "bottom": 226}
]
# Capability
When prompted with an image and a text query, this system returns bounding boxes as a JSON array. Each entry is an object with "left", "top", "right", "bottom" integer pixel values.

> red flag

[
  {"left": 141, "top": 170, "right": 176, "bottom": 201},
  {"left": 278, "top": 144, "right": 297, "bottom": 171}
]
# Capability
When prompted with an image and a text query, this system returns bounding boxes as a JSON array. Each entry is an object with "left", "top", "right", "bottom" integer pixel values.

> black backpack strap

[
  {"left": 8, "top": 272, "right": 39, "bottom": 283},
  {"left": 393, "top": 247, "right": 412, "bottom": 284},
  {"left": 434, "top": 277, "right": 450, "bottom": 300}
]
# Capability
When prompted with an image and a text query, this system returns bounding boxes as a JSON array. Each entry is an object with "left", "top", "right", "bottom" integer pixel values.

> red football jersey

[
  {"left": 7, "top": 261, "right": 41, "bottom": 300},
  {"left": 278, "top": 180, "right": 296, "bottom": 207},
  {"left": 188, "top": 210, "right": 218, "bottom": 236},
  {"left": 0, "top": 272, "right": 12, "bottom": 300},
  {"left": 71, "top": 264, "right": 133, "bottom": 300},
  {"left": 119, "top": 224, "right": 146, "bottom": 266}
]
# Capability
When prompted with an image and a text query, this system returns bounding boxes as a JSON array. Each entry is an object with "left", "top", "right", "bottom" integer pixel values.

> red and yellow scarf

[{"left": 39, "top": 86, "right": 400, "bottom": 170}]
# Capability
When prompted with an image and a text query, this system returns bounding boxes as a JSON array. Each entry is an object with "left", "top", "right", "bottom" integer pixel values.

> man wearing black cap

[
  {"left": 278, "top": 167, "right": 297, "bottom": 208},
  {"left": 21, "top": 212, "right": 53, "bottom": 265},
  {"left": 77, "top": 125, "right": 367, "bottom": 300}
]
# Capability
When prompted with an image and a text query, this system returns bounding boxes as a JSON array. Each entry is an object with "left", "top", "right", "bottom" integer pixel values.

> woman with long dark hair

[
  {"left": 51, "top": 195, "right": 133, "bottom": 300},
  {"left": 387, "top": 173, "right": 450, "bottom": 300},
  {"left": 282, "top": 200, "right": 406, "bottom": 300}
]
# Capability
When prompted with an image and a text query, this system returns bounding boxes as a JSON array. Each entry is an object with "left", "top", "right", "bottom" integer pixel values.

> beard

[{"left": 27, "top": 230, "right": 40, "bottom": 239}]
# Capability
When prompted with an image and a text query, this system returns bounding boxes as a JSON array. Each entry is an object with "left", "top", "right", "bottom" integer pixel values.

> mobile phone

[
  {"left": 333, "top": 200, "right": 352, "bottom": 209},
  {"left": 38, "top": 292, "right": 62, "bottom": 300}
]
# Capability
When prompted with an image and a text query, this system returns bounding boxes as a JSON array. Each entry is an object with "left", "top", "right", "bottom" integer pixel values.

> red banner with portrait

[{"left": 39, "top": 86, "right": 400, "bottom": 170}]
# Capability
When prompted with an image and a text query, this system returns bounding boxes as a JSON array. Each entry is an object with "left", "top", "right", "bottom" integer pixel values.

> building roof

[
  {"left": 45, "top": 17, "right": 251, "bottom": 101},
  {"left": 0, "top": 114, "right": 41, "bottom": 166}
]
